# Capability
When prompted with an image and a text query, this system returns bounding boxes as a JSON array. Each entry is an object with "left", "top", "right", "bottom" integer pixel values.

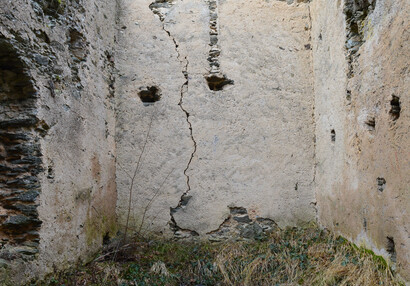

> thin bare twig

[
  {"left": 123, "top": 110, "right": 155, "bottom": 240},
  {"left": 137, "top": 168, "right": 175, "bottom": 235},
  {"left": 94, "top": 243, "right": 132, "bottom": 262},
  {"left": 117, "top": 161, "right": 133, "bottom": 180},
  {"left": 111, "top": 110, "right": 156, "bottom": 263}
]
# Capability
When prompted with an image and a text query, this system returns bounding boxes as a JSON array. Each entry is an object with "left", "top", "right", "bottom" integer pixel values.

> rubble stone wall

[{"left": 0, "top": 0, "right": 118, "bottom": 283}]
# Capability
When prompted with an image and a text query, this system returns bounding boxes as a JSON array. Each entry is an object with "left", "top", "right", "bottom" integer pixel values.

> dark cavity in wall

[
  {"left": 346, "top": 90, "right": 351, "bottom": 101},
  {"left": 68, "top": 28, "right": 87, "bottom": 62},
  {"left": 377, "top": 177, "right": 386, "bottom": 192},
  {"left": 205, "top": 74, "right": 234, "bottom": 91},
  {"left": 105, "top": 51, "right": 116, "bottom": 98},
  {"left": 0, "top": 39, "right": 44, "bottom": 256},
  {"left": 331, "top": 129, "right": 336, "bottom": 142},
  {"left": 386, "top": 236, "right": 396, "bottom": 263},
  {"left": 138, "top": 86, "right": 161, "bottom": 106},
  {"left": 389, "top": 95, "right": 401, "bottom": 121},
  {"left": 102, "top": 232, "right": 110, "bottom": 246},
  {"left": 365, "top": 116, "right": 375, "bottom": 131},
  {"left": 363, "top": 217, "right": 367, "bottom": 231},
  {"left": 67, "top": 28, "right": 87, "bottom": 95}
]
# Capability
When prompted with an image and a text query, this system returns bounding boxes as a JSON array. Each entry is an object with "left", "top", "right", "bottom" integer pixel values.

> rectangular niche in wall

[{"left": 0, "top": 38, "right": 43, "bottom": 258}]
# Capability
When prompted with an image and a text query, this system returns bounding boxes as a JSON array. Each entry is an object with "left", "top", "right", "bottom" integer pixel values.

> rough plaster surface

[
  {"left": 115, "top": 0, "right": 316, "bottom": 238},
  {"left": 176, "top": 0, "right": 316, "bottom": 234},
  {"left": 0, "top": 0, "right": 117, "bottom": 283},
  {"left": 0, "top": 0, "right": 409, "bottom": 283},
  {"left": 311, "top": 0, "right": 410, "bottom": 280},
  {"left": 115, "top": 0, "right": 194, "bottom": 236}
]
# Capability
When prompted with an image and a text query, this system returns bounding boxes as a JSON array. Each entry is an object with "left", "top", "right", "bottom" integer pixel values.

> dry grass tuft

[
  {"left": 30, "top": 225, "right": 403, "bottom": 286},
  {"left": 215, "top": 227, "right": 399, "bottom": 286}
]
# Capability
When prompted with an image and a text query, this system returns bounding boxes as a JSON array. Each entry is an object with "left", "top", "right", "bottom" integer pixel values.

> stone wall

[
  {"left": 0, "top": 0, "right": 118, "bottom": 283},
  {"left": 115, "top": 0, "right": 316, "bottom": 239},
  {"left": 0, "top": 0, "right": 408, "bottom": 284},
  {"left": 311, "top": 0, "right": 409, "bottom": 280},
  {"left": 0, "top": 39, "right": 42, "bottom": 252}
]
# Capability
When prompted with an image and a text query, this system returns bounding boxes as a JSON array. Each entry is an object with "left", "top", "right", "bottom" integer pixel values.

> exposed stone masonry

[
  {"left": 205, "top": 0, "right": 234, "bottom": 91},
  {"left": 0, "top": 0, "right": 119, "bottom": 282},
  {"left": 0, "top": 39, "right": 44, "bottom": 258},
  {"left": 207, "top": 207, "right": 279, "bottom": 242},
  {"left": 31, "top": 0, "right": 67, "bottom": 19},
  {"left": 67, "top": 28, "right": 87, "bottom": 92},
  {"left": 343, "top": 0, "right": 377, "bottom": 78}
]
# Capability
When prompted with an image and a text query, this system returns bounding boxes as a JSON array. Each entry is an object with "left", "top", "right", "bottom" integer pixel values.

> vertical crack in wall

[
  {"left": 205, "top": 0, "right": 234, "bottom": 91},
  {"left": 307, "top": 4, "right": 319, "bottom": 220},
  {"left": 149, "top": 0, "right": 199, "bottom": 238}
]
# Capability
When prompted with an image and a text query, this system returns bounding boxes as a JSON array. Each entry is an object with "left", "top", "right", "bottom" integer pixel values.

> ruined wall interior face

[
  {"left": 311, "top": 0, "right": 409, "bottom": 280},
  {"left": 116, "top": 0, "right": 316, "bottom": 241},
  {"left": 0, "top": 0, "right": 408, "bottom": 283},
  {"left": 0, "top": 0, "right": 118, "bottom": 283},
  {"left": 0, "top": 39, "right": 43, "bottom": 258}
]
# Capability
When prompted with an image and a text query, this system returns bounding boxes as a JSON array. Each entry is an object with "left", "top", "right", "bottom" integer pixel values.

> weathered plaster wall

[
  {"left": 0, "top": 0, "right": 408, "bottom": 283},
  {"left": 311, "top": 0, "right": 410, "bottom": 280},
  {"left": 115, "top": 0, "right": 194, "bottom": 238},
  {"left": 0, "top": 0, "right": 117, "bottom": 283},
  {"left": 115, "top": 0, "right": 316, "bottom": 239}
]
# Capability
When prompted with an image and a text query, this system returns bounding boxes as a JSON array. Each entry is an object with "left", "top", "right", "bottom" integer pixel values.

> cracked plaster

[
  {"left": 116, "top": 0, "right": 316, "bottom": 237},
  {"left": 0, "top": 0, "right": 408, "bottom": 283}
]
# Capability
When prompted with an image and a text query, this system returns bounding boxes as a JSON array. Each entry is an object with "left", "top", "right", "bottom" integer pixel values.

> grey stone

[
  {"left": 210, "top": 35, "right": 218, "bottom": 45},
  {"left": 14, "top": 246, "right": 39, "bottom": 256},
  {"left": 34, "top": 54, "right": 49, "bottom": 66},
  {"left": 233, "top": 215, "right": 252, "bottom": 223},
  {"left": 3, "top": 215, "right": 30, "bottom": 226}
]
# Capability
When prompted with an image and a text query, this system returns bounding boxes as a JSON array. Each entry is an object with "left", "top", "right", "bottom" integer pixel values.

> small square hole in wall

[
  {"left": 386, "top": 236, "right": 396, "bottom": 263},
  {"left": 103, "top": 232, "right": 110, "bottom": 245},
  {"left": 390, "top": 95, "right": 401, "bottom": 121},
  {"left": 138, "top": 86, "right": 161, "bottom": 106},
  {"left": 205, "top": 74, "right": 234, "bottom": 91},
  {"left": 346, "top": 90, "right": 351, "bottom": 101},
  {"left": 377, "top": 177, "right": 386, "bottom": 192},
  {"left": 365, "top": 116, "right": 376, "bottom": 131}
]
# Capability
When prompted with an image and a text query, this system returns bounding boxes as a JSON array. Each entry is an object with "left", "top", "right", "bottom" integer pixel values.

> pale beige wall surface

[
  {"left": 0, "top": 0, "right": 408, "bottom": 283},
  {"left": 177, "top": 0, "right": 316, "bottom": 233},
  {"left": 312, "top": 0, "right": 410, "bottom": 280},
  {"left": 114, "top": 0, "right": 197, "bottom": 237},
  {"left": 115, "top": 0, "right": 316, "bottom": 238}
]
